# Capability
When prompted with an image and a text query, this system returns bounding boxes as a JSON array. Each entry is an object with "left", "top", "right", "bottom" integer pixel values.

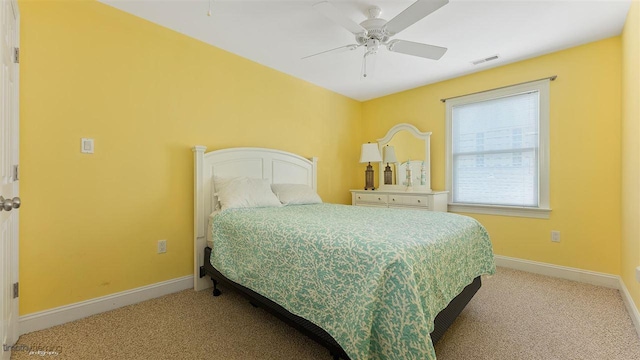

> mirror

[{"left": 377, "top": 123, "right": 432, "bottom": 192}]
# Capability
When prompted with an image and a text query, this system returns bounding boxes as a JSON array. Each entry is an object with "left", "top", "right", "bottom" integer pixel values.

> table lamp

[
  {"left": 360, "top": 143, "right": 382, "bottom": 190},
  {"left": 383, "top": 145, "right": 397, "bottom": 185}
]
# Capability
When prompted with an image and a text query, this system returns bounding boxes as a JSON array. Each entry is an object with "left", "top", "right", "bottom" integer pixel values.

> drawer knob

[
  {"left": 378, "top": 197, "right": 381, "bottom": 200},
  {"left": 358, "top": 196, "right": 361, "bottom": 199},
  {"left": 417, "top": 200, "right": 421, "bottom": 203},
  {"left": 392, "top": 198, "right": 395, "bottom": 201}
]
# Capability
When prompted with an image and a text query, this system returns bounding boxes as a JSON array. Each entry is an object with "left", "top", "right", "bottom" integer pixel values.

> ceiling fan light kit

[{"left": 306, "top": 0, "right": 449, "bottom": 77}]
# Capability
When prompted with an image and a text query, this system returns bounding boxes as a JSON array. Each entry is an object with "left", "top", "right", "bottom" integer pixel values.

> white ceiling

[{"left": 99, "top": 0, "right": 631, "bottom": 101}]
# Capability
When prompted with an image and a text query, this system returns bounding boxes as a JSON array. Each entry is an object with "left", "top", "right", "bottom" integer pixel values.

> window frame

[{"left": 445, "top": 79, "right": 551, "bottom": 219}]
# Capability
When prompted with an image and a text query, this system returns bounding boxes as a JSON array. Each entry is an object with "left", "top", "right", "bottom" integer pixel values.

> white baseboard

[
  {"left": 494, "top": 255, "right": 619, "bottom": 289},
  {"left": 19, "top": 275, "right": 192, "bottom": 335},
  {"left": 619, "top": 278, "right": 640, "bottom": 339}
]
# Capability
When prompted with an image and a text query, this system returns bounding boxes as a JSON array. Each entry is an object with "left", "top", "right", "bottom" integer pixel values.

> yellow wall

[
  {"left": 362, "top": 38, "right": 622, "bottom": 274},
  {"left": 19, "top": 1, "right": 361, "bottom": 314},
  {"left": 622, "top": 1, "right": 640, "bottom": 309}
]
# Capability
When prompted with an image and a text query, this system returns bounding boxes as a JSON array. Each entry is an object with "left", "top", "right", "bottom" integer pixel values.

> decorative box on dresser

[{"left": 350, "top": 190, "right": 449, "bottom": 212}]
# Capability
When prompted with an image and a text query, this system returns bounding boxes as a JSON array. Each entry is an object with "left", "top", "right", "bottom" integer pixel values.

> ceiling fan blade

[
  {"left": 384, "top": 0, "right": 449, "bottom": 36},
  {"left": 313, "top": 1, "right": 367, "bottom": 35},
  {"left": 387, "top": 40, "right": 447, "bottom": 60},
  {"left": 302, "top": 44, "right": 361, "bottom": 60}
]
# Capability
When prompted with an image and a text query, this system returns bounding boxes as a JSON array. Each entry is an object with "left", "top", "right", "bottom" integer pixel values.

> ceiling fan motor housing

[{"left": 357, "top": 17, "right": 390, "bottom": 44}]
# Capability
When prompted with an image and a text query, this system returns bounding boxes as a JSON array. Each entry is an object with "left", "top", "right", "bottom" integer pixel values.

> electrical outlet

[
  {"left": 551, "top": 230, "right": 560, "bottom": 243},
  {"left": 157, "top": 240, "right": 167, "bottom": 254}
]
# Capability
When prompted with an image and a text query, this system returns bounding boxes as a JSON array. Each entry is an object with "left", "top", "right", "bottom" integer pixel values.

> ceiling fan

[{"left": 305, "top": 0, "right": 449, "bottom": 77}]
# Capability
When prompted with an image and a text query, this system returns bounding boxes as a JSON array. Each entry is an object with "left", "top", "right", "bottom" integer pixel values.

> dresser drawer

[
  {"left": 354, "top": 193, "right": 388, "bottom": 205},
  {"left": 389, "top": 194, "right": 429, "bottom": 209},
  {"left": 350, "top": 190, "right": 448, "bottom": 212}
]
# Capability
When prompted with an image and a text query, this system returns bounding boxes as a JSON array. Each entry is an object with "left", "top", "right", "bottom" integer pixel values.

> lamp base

[
  {"left": 384, "top": 164, "right": 393, "bottom": 185},
  {"left": 364, "top": 163, "right": 375, "bottom": 190}
]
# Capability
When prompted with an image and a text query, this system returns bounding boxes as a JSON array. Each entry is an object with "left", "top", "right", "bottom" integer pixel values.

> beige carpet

[{"left": 11, "top": 267, "right": 640, "bottom": 360}]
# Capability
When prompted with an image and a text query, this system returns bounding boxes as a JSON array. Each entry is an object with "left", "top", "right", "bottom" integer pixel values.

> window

[{"left": 445, "top": 80, "right": 550, "bottom": 218}]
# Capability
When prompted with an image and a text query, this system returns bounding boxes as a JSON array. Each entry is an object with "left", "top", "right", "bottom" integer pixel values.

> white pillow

[
  {"left": 214, "top": 176, "right": 281, "bottom": 211},
  {"left": 271, "top": 184, "right": 322, "bottom": 205}
]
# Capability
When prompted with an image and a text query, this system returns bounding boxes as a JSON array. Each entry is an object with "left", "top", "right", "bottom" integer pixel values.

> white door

[{"left": 0, "top": 0, "right": 19, "bottom": 358}]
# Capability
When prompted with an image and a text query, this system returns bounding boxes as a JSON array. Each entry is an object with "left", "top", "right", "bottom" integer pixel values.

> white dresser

[{"left": 350, "top": 190, "right": 449, "bottom": 212}]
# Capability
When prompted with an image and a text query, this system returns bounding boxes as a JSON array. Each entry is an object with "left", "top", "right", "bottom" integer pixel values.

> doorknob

[{"left": 0, "top": 196, "right": 20, "bottom": 211}]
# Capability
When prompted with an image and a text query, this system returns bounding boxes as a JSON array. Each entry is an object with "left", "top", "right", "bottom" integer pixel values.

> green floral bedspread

[{"left": 210, "top": 203, "right": 495, "bottom": 360}]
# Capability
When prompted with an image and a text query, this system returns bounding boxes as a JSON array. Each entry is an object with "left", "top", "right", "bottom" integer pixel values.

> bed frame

[{"left": 193, "top": 146, "right": 481, "bottom": 359}]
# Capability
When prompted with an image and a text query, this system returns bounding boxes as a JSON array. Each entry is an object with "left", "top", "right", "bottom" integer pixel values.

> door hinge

[
  {"left": 13, "top": 47, "right": 19, "bottom": 64},
  {"left": 13, "top": 282, "right": 18, "bottom": 299},
  {"left": 12, "top": 165, "right": 18, "bottom": 181}
]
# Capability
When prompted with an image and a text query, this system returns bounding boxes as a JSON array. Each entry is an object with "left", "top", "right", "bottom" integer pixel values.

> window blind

[{"left": 451, "top": 91, "right": 540, "bottom": 207}]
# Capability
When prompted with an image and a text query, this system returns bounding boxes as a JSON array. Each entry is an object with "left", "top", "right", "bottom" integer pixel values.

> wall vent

[{"left": 471, "top": 54, "right": 500, "bottom": 66}]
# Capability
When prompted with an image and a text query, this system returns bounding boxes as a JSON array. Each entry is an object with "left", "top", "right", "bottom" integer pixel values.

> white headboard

[{"left": 192, "top": 146, "right": 318, "bottom": 290}]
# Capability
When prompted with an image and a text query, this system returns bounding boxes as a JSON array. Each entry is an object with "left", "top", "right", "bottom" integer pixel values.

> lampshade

[
  {"left": 383, "top": 145, "right": 397, "bottom": 164},
  {"left": 359, "top": 143, "right": 382, "bottom": 163}
]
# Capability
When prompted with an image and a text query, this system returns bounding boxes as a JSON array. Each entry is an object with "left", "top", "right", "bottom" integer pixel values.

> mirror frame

[{"left": 377, "top": 123, "right": 432, "bottom": 192}]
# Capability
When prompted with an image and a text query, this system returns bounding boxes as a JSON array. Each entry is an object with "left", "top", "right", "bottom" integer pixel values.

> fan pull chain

[
  {"left": 362, "top": 52, "right": 373, "bottom": 78},
  {"left": 362, "top": 55, "right": 367, "bottom": 78},
  {"left": 362, "top": 51, "right": 377, "bottom": 78},
  {"left": 207, "top": 0, "right": 213, "bottom": 16}
]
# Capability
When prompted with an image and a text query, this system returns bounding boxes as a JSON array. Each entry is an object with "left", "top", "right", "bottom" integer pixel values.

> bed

[{"left": 193, "top": 146, "right": 495, "bottom": 360}]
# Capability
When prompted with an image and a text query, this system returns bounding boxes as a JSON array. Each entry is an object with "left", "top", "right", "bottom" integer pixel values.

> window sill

[{"left": 448, "top": 203, "right": 551, "bottom": 219}]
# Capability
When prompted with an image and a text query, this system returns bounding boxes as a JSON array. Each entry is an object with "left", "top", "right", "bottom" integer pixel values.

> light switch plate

[{"left": 81, "top": 138, "right": 94, "bottom": 154}]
